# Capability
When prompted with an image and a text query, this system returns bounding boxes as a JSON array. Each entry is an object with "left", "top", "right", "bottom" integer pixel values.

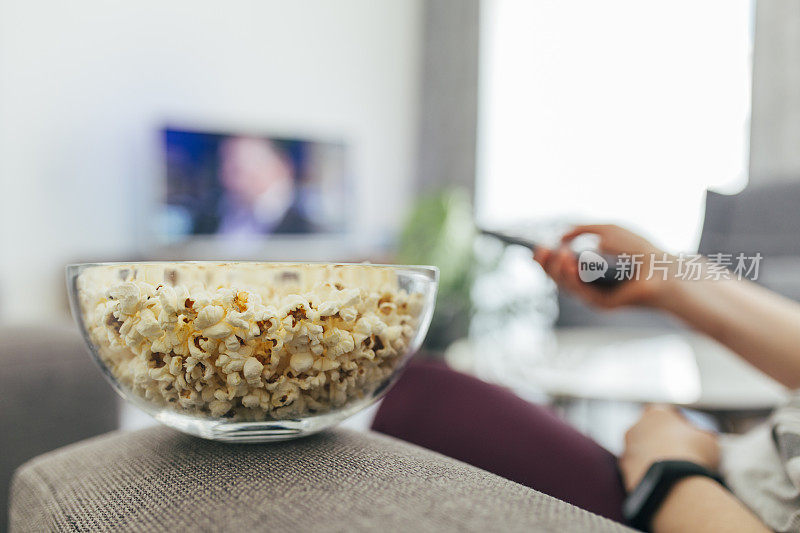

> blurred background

[
  {"left": 3, "top": 0, "right": 800, "bottom": 454},
  {"left": 0, "top": 0, "right": 770, "bottom": 315}
]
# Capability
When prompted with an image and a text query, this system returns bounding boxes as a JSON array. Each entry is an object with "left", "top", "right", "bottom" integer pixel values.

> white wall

[{"left": 0, "top": 0, "right": 422, "bottom": 323}]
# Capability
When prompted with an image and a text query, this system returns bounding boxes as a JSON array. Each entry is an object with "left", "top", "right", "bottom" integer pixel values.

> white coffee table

[
  {"left": 535, "top": 327, "right": 786, "bottom": 410},
  {"left": 446, "top": 327, "right": 787, "bottom": 436}
]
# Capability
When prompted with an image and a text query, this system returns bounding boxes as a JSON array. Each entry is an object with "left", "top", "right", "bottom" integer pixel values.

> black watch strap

[{"left": 622, "top": 460, "right": 724, "bottom": 532}]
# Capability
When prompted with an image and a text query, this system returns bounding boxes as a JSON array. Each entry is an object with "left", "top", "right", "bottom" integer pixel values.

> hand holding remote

[{"left": 533, "top": 224, "right": 675, "bottom": 309}]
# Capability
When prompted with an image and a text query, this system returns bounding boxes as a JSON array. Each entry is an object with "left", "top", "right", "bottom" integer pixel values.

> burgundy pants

[{"left": 372, "top": 360, "right": 626, "bottom": 523}]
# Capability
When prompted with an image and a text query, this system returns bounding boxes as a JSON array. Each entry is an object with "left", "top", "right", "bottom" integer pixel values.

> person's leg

[{"left": 372, "top": 360, "right": 626, "bottom": 522}]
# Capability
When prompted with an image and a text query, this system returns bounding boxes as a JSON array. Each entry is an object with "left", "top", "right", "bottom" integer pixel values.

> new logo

[{"left": 578, "top": 250, "right": 608, "bottom": 282}]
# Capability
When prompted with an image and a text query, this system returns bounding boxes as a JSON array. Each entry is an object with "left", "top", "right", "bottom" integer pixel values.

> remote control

[{"left": 479, "top": 228, "right": 625, "bottom": 288}]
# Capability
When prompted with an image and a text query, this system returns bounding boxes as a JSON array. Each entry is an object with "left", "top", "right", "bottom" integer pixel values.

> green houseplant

[{"left": 397, "top": 188, "right": 476, "bottom": 352}]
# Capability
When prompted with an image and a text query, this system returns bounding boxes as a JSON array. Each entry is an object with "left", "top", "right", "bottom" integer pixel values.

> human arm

[
  {"left": 620, "top": 406, "right": 769, "bottom": 533},
  {"left": 651, "top": 477, "right": 767, "bottom": 533},
  {"left": 534, "top": 224, "right": 800, "bottom": 388}
]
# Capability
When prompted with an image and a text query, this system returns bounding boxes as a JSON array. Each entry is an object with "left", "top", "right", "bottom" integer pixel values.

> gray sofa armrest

[
  {"left": 0, "top": 323, "right": 119, "bottom": 530},
  {"left": 10, "top": 427, "right": 632, "bottom": 532}
]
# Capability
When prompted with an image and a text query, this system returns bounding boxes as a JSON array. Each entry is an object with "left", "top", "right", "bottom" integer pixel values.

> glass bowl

[{"left": 67, "top": 262, "right": 438, "bottom": 442}]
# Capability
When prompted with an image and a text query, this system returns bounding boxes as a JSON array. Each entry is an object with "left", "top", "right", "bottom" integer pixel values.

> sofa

[
  {"left": 0, "top": 324, "right": 118, "bottom": 531},
  {"left": 10, "top": 426, "right": 631, "bottom": 532},
  {"left": 3, "top": 325, "right": 633, "bottom": 532}
]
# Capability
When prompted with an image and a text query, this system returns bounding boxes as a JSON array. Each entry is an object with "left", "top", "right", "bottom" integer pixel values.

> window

[{"left": 477, "top": 0, "right": 753, "bottom": 252}]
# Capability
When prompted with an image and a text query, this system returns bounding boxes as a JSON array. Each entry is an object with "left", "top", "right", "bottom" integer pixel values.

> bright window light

[{"left": 477, "top": 0, "right": 753, "bottom": 252}]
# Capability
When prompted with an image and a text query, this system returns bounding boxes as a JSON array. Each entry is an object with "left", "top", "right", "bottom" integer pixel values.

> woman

[
  {"left": 375, "top": 224, "right": 800, "bottom": 532},
  {"left": 538, "top": 223, "right": 800, "bottom": 532}
]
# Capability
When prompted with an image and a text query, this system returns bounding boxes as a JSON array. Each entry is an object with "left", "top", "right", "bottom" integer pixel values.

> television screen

[{"left": 162, "top": 127, "right": 349, "bottom": 239}]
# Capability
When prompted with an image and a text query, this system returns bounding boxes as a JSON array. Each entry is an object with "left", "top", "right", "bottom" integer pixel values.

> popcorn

[
  {"left": 209, "top": 399, "right": 233, "bottom": 417},
  {"left": 108, "top": 282, "right": 142, "bottom": 316},
  {"left": 77, "top": 264, "right": 423, "bottom": 422},
  {"left": 157, "top": 285, "right": 178, "bottom": 314},
  {"left": 136, "top": 309, "right": 162, "bottom": 339},
  {"left": 241, "top": 393, "right": 261, "bottom": 409},
  {"left": 354, "top": 314, "right": 385, "bottom": 335},
  {"left": 289, "top": 351, "right": 314, "bottom": 373},
  {"left": 226, "top": 310, "right": 252, "bottom": 330},
  {"left": 168, "top": 355, "right": 183, "bottom": 376},
  {"left": 317, "top": 301, "right": 339, "bottom": 317},
  {"left": 202, "top": 321, "right": 233, "bottom": 339},
  {"left": 226, "top": 372, "right": 243, "bottom": 388},
  {"left": 313, "top": 357, "right": 339, "bottom": 371},
  {"left": 194, "top": 305, "right": 225, "bottom": 330},
  {"left": 242, "top": 357, "right": 263, "bottom": 385},
  {"left": 339, "top": 307, "right": 358, "bottom": 323}
]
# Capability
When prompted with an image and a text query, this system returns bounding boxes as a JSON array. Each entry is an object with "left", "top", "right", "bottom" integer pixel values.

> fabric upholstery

[
  {"left": 699, "top": 183, "right": 800, "bottom": 258},
  {"left": 699, "top": 183, "right": 800, "bottom": 302},
  {"left": 10, "top": 426, "right": 633, "bottom": 532},
  {"left": 0, "top": 323, "right": 119, "bottom": 531},
  {"left": 372, "top": 361, "right": 627, "bottom": 522}
]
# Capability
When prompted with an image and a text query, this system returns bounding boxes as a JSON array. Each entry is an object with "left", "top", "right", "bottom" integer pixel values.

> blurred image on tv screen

[{"left": 162, "top": 127, "right": 348, "bottom": 238}]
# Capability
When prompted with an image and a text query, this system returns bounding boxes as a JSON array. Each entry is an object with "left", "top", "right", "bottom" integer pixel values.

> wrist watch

[{"left": 622, "top": 460, "right": 725, "bottom": 532}]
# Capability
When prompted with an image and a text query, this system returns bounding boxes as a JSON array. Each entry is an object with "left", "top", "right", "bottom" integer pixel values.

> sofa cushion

[
  {"left": 10, "top": 427, "right": 632, "bottom": 532},
  {"left": 0, "top": 323, "right": 119, "bottom": 530}
]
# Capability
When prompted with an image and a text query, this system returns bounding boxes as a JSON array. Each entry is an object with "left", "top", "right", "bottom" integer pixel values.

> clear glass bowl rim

[{"left": 66, "top": 261, "right": 439, "bottom": 281}]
